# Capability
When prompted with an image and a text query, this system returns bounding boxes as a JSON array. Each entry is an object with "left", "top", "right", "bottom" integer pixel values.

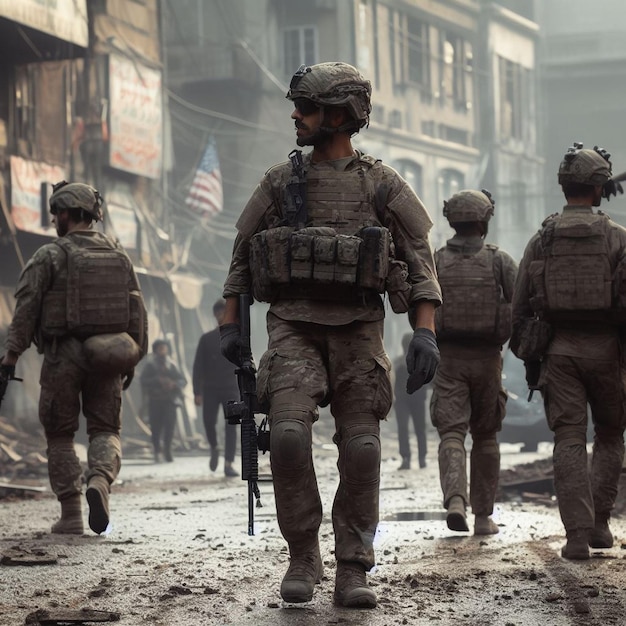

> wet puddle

[{"left": 383, "top": 511, "right": 447, "bottom": 522}]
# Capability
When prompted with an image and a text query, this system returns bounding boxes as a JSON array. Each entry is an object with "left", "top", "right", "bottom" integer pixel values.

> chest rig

[{"left": 250, "top": 152, "right": 409, "bottom": 309}]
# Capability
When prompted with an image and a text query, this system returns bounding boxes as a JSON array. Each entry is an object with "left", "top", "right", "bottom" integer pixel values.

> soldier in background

[
  {"left": 394, "top": 333, "right": 428, "bottom": 470},
  {"left": 511, "top": 143, "right": 626, "bottom": 559},
  {"left": 219, "top": 62, "right": 441, "bottom": 608},
  {"left": 192, "top": 298, "right": 239, "bottom": 477},
  {"left": 430, "top": 189, "right": 517, "bottom": 536},
  {"left": 140, "top": 339, "right": 186, "bottom": 463},
  {"left": 0, "top": 181, "right": 147, "bottom": 535}
]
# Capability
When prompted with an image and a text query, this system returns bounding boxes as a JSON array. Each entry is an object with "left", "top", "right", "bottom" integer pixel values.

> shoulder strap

[{"left": 284, "top": 150, "right": 307, "bottom": 228}]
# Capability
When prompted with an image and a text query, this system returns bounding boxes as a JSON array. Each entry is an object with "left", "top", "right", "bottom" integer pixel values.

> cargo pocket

[{"left": 256, "top": 349, "right": 276, "bottom": 413}]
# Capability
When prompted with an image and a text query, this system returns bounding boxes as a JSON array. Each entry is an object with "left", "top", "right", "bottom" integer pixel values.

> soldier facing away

[
  {"left": 0, "top": 181, "right": 148, "bottom": 535},
  {"left": 511, "top": 142, "right": 626, "bottom": 559},
  {"left": 219, "top": 62, "right": 442, "bottom": 608},
  {"left": 430, "top": 189, "right": 518, "bottom": 535}
]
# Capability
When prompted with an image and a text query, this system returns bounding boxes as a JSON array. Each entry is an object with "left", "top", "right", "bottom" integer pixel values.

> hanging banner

[
  {"left": 10, "top": 155, "right": 65, "bottom": 235},
  {"left": 0, "top": 0, "right": 88, "bottom": 47},
  {"left": 108, "top": 55, "right": 163, "bottom": 179}
]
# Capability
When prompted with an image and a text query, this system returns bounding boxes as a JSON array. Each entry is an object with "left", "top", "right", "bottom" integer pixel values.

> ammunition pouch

[
  {"left": 514, "top": 318, "right": 553, "bottom": 362},
  {"left": 250, "top": 225, "right": 408, "bottom": 304},
  {"left": 385, "top": 259, "right": 410, "bottom": 313}
]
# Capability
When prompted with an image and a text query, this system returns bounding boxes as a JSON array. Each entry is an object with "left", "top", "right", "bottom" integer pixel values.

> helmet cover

[
  {"left": 558, "top": 142, "right": 612, "bottom": 186},
  {"left": 443, "top": 189, "right": 495, "bottom": 223},
  {"left": 49, "top": 181, "right": 104, "bottom": 222},
  {"left": 286, "top": 62, "right": 372, "bottom": 130}
]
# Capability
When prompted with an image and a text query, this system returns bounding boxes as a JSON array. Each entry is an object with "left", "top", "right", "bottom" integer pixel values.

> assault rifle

[{"left": 225, "top": 294, "right": 270, "bottom": 536}]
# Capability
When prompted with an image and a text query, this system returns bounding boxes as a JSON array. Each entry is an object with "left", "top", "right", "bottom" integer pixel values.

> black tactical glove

[
  {"left": 122, "top": 369, "right": 135, "bottom": 391},
  {"left": 0, "top": 363, "right": 15, "bottom": 402},
  {"left": 405, "top": 328, "right": 440, "bottom": 394},
  {"left": 220, "top": 323, "right": 243, "bottom": 366},
  {"left": 524, "top": 360, "right": 542, "bottom": 401},
  {"left": 603, "top": 179, "right": 624, "bottom": 202},
  {"left": 524, "top": 360, "right": 541, "bottom": 390}
]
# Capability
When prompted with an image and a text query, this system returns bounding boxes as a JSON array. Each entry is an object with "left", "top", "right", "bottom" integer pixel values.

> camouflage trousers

[
  {"left": 257, "top": 313, "right": 392, "bottom": 570},
  {"left": 541, "top": 354, "right": 626, "bottom": 531},
  {"left": 39, "top": 337, "right": 123, "bottom": 501},
  {"left": 430, "top": 348, "right": 506, "bottom": 515}
]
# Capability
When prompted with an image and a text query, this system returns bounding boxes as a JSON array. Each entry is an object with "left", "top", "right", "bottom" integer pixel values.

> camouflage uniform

[
  {"left": 511, "top": 143, "right": 626, "bottom": 558},
  {"left": 512, "top": 211, "right": 626, "bottom": 535},
  {"left": 224, "top": 152, "right": 440, "bottom": 571},
  {"left": 431, "top": 232, "right": 517, "bottom": 530},
  {"left": 5, "top": 229, "right": 147, "bottom": 526}
]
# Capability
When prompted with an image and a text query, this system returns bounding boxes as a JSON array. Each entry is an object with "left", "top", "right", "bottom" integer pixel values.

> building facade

[
  {"left": 538, "top": 0, "right": 626, "bottom": 223},
  {"left": 163, "top": 0, "right": 543, "bottom": 347}
]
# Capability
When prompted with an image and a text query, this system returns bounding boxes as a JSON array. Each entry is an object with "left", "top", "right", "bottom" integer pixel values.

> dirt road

[{"left": 0, "top": 432, "right": 624, "bottom": 625}]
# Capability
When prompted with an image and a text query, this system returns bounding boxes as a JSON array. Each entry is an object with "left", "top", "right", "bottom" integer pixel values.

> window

[
  {"left": 439, "top": 168, "right": 465, "bottom": 205},
  {"left": 499, "top": 57, "right": 524, "bottom": 140},
  {"left": 394, "top": 160, "right": 423, "bottom": 197},
  {"left": 407, "top": 16, "right": 430, "bottom": 89},
  {"left": 389, "top": 109, "right": 402, "bottom": 129},
  {"left": 439, "top": 32, "right": 471, "bottom": 110},
  {"left": 283, "top": 26, "right": 318, "bottom": 77}
]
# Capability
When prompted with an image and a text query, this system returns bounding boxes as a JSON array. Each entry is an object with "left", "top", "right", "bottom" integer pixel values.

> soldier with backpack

[
  {"left": 511, "top": 143, "right": 626, "bottom": 559},
  {"left": 0, "top": 181, "right": 148, "bottom": 535},
  {"left": 430, "top": 189, "right": 517, "bottom": 536}
]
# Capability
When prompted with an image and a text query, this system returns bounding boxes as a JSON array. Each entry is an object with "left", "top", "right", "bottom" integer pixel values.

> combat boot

[
  {"left": 561, "top": 528, "right": 591, "bottom": 560},
  {"left": 446, "top": 496, "right": 469, "bottom": 532},
  {"left": 589, "top": 515, "right": 613, "bottom": 549},
  {"left": 334, "top": 561, "right": 377, "bottom": 608},
  {"left": 474, "top": 515, "right": 499, "bottom": 536},
  {"left": 280, "top": 544, "right": 323, "bottom": 603},
  {"left": 398, "top": 457, "right": 410, "bottom": 470},
  {"left": 86, "top": 475, "right": 110, "bottom": 534},
  {"left": 209, "top": 446, "right": 219, "bottom": 472},
  {"left": 51, "top": 494, "right": 84, "bottom": 535}
]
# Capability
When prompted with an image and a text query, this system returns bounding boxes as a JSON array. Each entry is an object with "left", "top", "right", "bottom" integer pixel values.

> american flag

[{"left": 185, "top": 137, "right": 223, "bottom": 218}]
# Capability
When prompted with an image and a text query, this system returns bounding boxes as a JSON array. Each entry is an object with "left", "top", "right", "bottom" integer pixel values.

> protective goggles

[{"left": 293, "top": 98, "right": 319, "bottom": 116}]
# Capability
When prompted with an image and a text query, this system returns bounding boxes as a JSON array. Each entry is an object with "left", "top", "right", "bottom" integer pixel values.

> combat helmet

[
  {"left": 286, "top": 62, "right": 372, "bottom": 132},
  {"left": 558, "top": 142, "right": 612, "bottom": 186},
  {"left": 49, "top": 180, "right": 104, "bottom": 222},
  {"left": 443, "top": 189, "right": 495, "bottom": 224}
]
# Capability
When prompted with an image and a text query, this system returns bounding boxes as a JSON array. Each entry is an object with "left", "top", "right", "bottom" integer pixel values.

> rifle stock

[{"left": 225, "top": 294, "right": 269, "bottom": 536}]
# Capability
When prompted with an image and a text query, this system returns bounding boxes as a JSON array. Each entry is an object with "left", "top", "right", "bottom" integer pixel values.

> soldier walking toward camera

[
  {"left": 431, "top": 189, "right": 517, "bottom": 535},
  {"left": 511, "top": 143, "right": 626, "bottom": 559},
  {"left": 140, "top": 339, "right": 186, "bottom": 463},
  {"left": 219, "top": 62, "right": 441, "bottom": 607},
  {"left": 0, "top": 181, "right": 147, "bottom": 535},
  {"left": 192, "top": 299, "right": 239, "bottom": 477}
]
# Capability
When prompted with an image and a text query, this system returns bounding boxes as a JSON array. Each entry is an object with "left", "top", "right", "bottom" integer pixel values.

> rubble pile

[
  {"left": 499, "top": 455, "right": 626, "bottom": 517},
  {"left": 0, "top": 415, "right": 48, "bottom": 492}
]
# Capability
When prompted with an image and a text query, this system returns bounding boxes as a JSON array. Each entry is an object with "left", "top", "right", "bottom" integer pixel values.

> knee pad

[
  {"left": 553, "top": 426, "right": 587, "bottom": 447},
  {"left": 440, "top": 431, "right": 466, "bottom": 451},
  {"left": 340, "top": 427, "right": 381, "bottom": 485},
  {"left": 270, "top": 419, "right": 311, "bottom": 472},
  {"left": 472, "top": 436, "right": 499, "bottom": 455}
]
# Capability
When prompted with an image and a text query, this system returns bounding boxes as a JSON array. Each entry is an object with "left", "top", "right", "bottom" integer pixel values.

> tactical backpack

[
  {"left": 435, "top": 244, "right": 511, "bottom": 344},
  {"left": 529, "top": 213, "right": 613, "bottom": 321}
]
